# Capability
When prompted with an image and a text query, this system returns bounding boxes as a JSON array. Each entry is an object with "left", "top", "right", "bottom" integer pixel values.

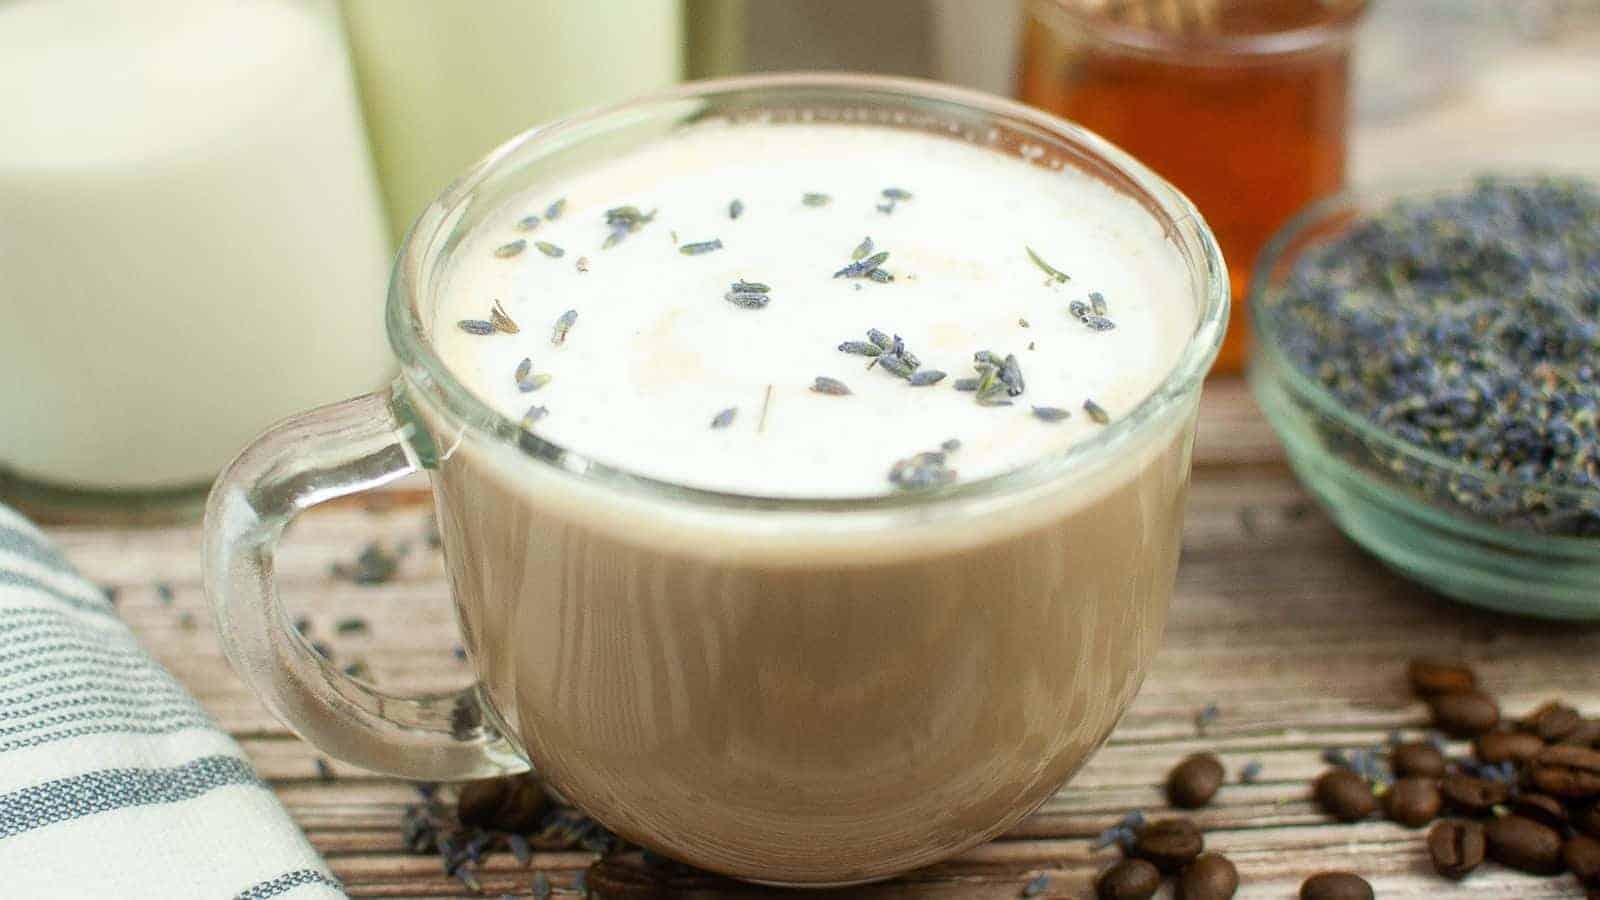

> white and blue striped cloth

[{"left": 0, "top": 503, "right": 344, "bottom": 899}]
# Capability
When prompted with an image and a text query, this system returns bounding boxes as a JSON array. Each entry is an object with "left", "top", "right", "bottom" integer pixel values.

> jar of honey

[{"left": 1020, "top": 0, "right": 1368, "bottom": 374}]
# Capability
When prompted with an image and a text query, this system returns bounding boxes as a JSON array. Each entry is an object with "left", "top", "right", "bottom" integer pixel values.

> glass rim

[
  {"left": 388, "top": 72, "right": 1229, "bottom": 513},
  {"left": 1030, "top": 0, "right": 1370, "bottom": 61},
  {"left": 1249, "top": 173, "right": 1600, "bottom": 510}
]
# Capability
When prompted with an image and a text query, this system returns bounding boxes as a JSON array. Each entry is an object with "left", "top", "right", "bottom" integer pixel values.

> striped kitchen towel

[{"left": 0, "top": 503, "right": 344, "bottom": 899}]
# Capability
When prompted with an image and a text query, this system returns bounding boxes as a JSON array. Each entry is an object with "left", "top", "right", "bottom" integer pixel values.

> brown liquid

[
  {"left": 420, "top": 394, "right": 1198, "bottom": 884},
  {"left": 1019, "top": 0, "right": 1362, "bottom": 374}
]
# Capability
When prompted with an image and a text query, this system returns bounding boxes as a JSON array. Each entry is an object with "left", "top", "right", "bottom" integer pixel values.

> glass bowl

[{"left": 1248, "top": 177, "right": 1600, "bottom": 620}]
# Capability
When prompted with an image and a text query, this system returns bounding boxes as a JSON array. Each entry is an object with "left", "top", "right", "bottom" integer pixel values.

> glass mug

[{"left": 204, "top": 75, "right": 1227, "bottom": 885}]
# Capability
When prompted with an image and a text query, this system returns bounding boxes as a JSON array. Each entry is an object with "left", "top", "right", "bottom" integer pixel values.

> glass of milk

[
  {"left": 204, "top": 75, "right": 1229, "bottom": 884},
  {"left": 0, "top": 0, "right": 392, "bottom": 521}
]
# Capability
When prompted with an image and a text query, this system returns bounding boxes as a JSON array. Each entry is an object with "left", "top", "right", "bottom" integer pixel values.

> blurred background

[{"left": 2, "top": 0, "right": 1598, "bottom": 516}]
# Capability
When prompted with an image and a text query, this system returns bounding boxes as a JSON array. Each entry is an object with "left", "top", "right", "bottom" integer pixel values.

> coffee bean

[
  {"left": 1096, "top": 858, "right": 1161, "bottom": 900},
  {"left": 1564, "top": 719, "right": 1600, "bottom": 748},
  {"left": 1475, "top": 730, "right": 1545, "bottom": 765},
  {"left": 1408, "top": 658, "right": 1477, "bottom": 697},
  {"left": 1391, "top": 740, "right": 1446, "bottom": 778},
  {"left": 1299, "top": 871, "right": 1373, "bottom": 900},
  {"left": 1428, "top": 819, "right": 1486, "bottom": 879},
  {"left": 1440, "top": 774, "right": 1510, "bottom": 815},
  {"left": 1522, "top": 700, "right": 1583, "bottom": 742},
  {"left": 1386, "top": 776, "right": 1442, "bottom": 828},
  {"left": 1314, "top": 768, "right": 1376, "bottom": 822},
  {"left": 1168, "top": 753, "right": 1226, "bottom": 809},
  {"left": 1510, "top": 793, "right": 1568, "bottom": 831},
  {"left": 1579, "top": 802, "right": 1600, "bottom": 839},
  {"left": 1177, "top": 853, "right": 1238, "bottom": 900},
  {"left": 1485, "top": 814, "right": 1565, "bottom": 875},
  {"left": 1430, "top": 691, "right": 1500, "bottom": 737},
  {"left": 1531, "top": 744, "right": 1600, "bottom": 799},
  {"left": 1567, "top": 834, "right": 1600, "bottom": 885},
  {"left": 1131, "top": 818, "right": 1204, "bottom": 873},
  {"left": 455, "top": 773, "right": 548, "bottom": 832}
]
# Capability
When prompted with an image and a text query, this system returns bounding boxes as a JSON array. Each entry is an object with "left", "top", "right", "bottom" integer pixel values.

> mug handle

[{"left": 203, "top": 386, "right": 527, "bottom": 780}]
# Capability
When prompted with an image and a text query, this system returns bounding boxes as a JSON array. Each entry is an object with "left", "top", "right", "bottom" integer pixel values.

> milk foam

[{"left": 436, "top": 123, "right": 1195, "bottom": 497}]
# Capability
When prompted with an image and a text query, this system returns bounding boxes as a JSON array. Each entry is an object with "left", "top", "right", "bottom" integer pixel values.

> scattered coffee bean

[
  {"left": 1299, "top": 871, "right": 1373, "bottom": 900},
  {"left": 1485, "top": 815, "right": 1565, "bottom": 875},
  {"left": 1177, "top": 853, "right": 1238, "bottom": 900},
  {"left": 1430, "top": 691, "right": 1500, "bottom": 737},
  {"left": 1428, "top": 819, "right": 1486, "bottom": 880},
  {"left": 1096, "top": 858, "right": 1161, "bottom": 900},
  {"left": 1531, "top": 744, "right": 1600, "bottom": 799},
  {"left": 1168, "top": 753, "right": 1226, "bottom": 809},
  {"left": 1314, "top": 768, "right": 1376, "bottom": 822},
  {"left": 1510, "top": 793, "right": 1569, "bottom": 831},
  {"left": 1523, "top": 701, "right": 1584, "bottom": 743},
  {"left": 1579, "top": 802, "right": 1600, "bottom": 839},
  {"left": 1565, "top": 719, "right": 1600, "bottom": 748},
  {"left": 1441, "top": 774, "right": 1510, "bottom": 815},
  {"left": 1408, "top": 658, "right": 1477, "bottom": 697},
  {"left": 1391, "top": 740, "right": 1447, "bottom": 778},
  {"left": 455, "top": 773, "right": 548, "bottom": 832},
  {"left": 1131, "top": 818, "right": 1204, "bottom": 873},
  {"left": 1386, "top": 776, "right": 1442, "bottom": 828},
  {"left": 1475, "top": 730, "right": 1545, "bottom": 765},
  {"left": 1567, "top": 834, "right": 1600, "bottom": 885}
]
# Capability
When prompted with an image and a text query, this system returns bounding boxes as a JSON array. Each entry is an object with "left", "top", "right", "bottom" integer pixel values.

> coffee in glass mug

[{"left": 205, "top": 75, "right": 1227, "bottom": 885}]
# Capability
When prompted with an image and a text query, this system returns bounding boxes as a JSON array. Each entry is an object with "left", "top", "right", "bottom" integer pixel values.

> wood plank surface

[{"left": 42, "top": 379, "right": 1600, "bottom": 898}]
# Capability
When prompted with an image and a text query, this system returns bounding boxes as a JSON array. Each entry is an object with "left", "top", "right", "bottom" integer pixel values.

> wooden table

[{"left": 42, "top": 380, "right": 1600, "bottom": 898}]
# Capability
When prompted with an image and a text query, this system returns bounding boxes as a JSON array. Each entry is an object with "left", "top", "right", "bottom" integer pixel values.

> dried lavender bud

[
  {"left": 544, "top": 197, "right": 565, "bottom": 220},
  {"left": 802, "top": 192, "right": 831, "bottom": 207},
  {"left": 838, "top": 340, "right": 883, "bottom": 357},
  {"left": 877, "top": 354, "right": 916, "bottom": 379},
  {"left": 811, "top": 377, "right": 851, "bottom": 396},
  {"left": 729, "top": 198, "right": 744, "bottom": 219},
  {"left": 495, "top": 239, "right": 526, "bottom": 258},
  {"left": 534, "top": 240, "right": 565, "bottom": 258},
  {"left": 680, "top": 239, "right": 723, "bottom": 256},
  {"left": 710, "top": 407, "right": 737, "bottom": 429},
  {"left": 334, "top": 617, "right": 368, "bottom": 635},
  {"left": 601, "top": 204, "right": 655, "bottom": 247},
  {"left": 889, "top": 449, "right": 956, "bottom": 490},
  {"left": 851, "top": 236, "right": 875, "bottom": 261},
  {"left": 867, "top": 328, "right": 891, "bottom": 349},
  {"left": 457, "top": 319, "right": 494, "bottom": 335},
  {"left": 953, "top": 378, "right": 980, "bottom": 392},
  {"left": 551, "top": 309, "right": 578, "bottom": 345},
  {"left": 516, "top": 215, "right": 540, "bottom": 232},
  {"left": 834, "top": 250, "right": 891, "bottom": 280},
  {"left": 1000, "top": 354, "right": 1025, "bottom": 396},
  {"left": 908, "top": 369, "right": 946, "bottom": 386},
  {"left": 882, "top": 187, "right": 913, "bottom": 202},
  {"left": 1084, "top": 398, "right": 1111, "bottom": 425},
  {"left": 1032, "top": 406, "right": 1071, "bottom": 423}
]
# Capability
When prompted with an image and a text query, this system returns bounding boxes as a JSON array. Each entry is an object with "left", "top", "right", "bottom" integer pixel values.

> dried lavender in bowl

[{"left": 1267, "top": 176, "right": 1600, "bottom": 535}]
